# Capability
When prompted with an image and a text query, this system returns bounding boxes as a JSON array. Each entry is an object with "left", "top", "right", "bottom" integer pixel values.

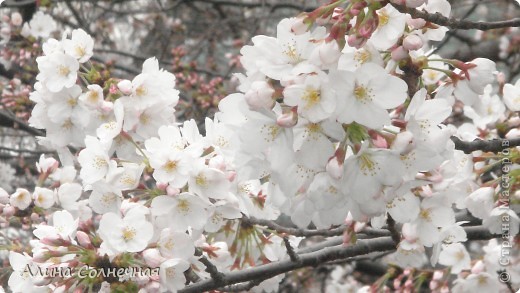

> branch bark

[
  {"left": 179, "top": 237, "right": 396, "bottom": 293},
  {"left": 391, "top": 3, "right": 520, "bottom": 31},
  {"left": 451, "top": 136, "right": 520, "bottom": 154}
]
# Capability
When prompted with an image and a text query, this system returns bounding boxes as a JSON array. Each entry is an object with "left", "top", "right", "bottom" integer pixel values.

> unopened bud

[
  {"left": 276, "top": 108, "right": 297, "bottom": 128},
  {"left": 76, "top": 231, "right": 93, "bottom": 248},
  {"left": 391, "top": 46, "right": 409, "bottom": 61},
  {"left": 244, "top": 81, "right": 275, "bottom": 111},
  {"left": 11, "top": 12, "right": 23, "bottom": 26},
  {"left": 392, "top": 131, "right": 415, "bottom": 154},
  {"left": 142, "top": 249, "right": 165, "bottom": 268},
  {"left": 290, "top": 18, "right": 308, "bottom": 35},
  {"left": 3, "top": 205, "right": 15, "bottom": 217},
  {"left": 117, "top": 80, "right": 132, "bottom": 95},
  {"left": 347, "top": 34, "right": 367, "bottom": 49},
  {"left": 403, "top": 34, "right": 423, "bottom": 51}
]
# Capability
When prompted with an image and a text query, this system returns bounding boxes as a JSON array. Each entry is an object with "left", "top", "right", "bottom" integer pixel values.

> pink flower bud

[
  {"left": 244, "top": 81, "right": 275, "bottom": 111},
  {"left": 33, "top": 251, "right": 51, "bottom": 262},
  {"left": 347, "top": 34, "right": 367, "bottom": 49},
  {"left": 406, "top": 17, "right": 426, "bottom": 29},
  {"left": 166, "top": 186, "right": 180, "bottom": 196},
  {"left": 117, "top": 80, "right": 133, "bottom": 95},
  {"left": 76, "top": 231, "right": 93, "bottom": 248},
  {"left": 432, "top": 270, "right": 444, "bottom": 280},
  {"left": 142, "top": 248, "right": 165, "bottom": 268},
  {"left": 276, "top": 109, "right": 297, "bottom": 128},
  {"left": 3, "top": 205, "right": 15, "bottom": 217},
  {"left": 471, "top": 260, "right": 485, "bottom": 274},
  {"left": 403, "top": 34, "right": 424, "bottom": 51},
  {"left": 156, "top": 182, "right": 168, "bottom": 190},
  {"left": 326, "top": 157, "right": 343, "bottom": 180},
  {"left": 290, "top": 18, "right": 308, "bottom": 35},
  {"left": 372, "top": 134, "right": 388, "bottom": 149},
  {"left": 391, "top": 46, "right": 409, "bottom": 61},
  {"left": 11, "top": 12, "right": 23, "bottom": 26}
]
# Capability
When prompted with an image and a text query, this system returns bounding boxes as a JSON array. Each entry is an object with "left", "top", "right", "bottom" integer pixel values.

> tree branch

[
  {"left": 242, "top": 216, "right": 346, "bottom": 237},
  {"left": 391, "top": 3, "right": 520, "bottom": 31},
  {"left": 180, "top": 224, "right": 500, "bottom": 292},
  {"left": 179, "top": 237, "right": 397, "bottom": 293},
  {"left": 451, "top": 136, "right": 520, "bottom": 154}
]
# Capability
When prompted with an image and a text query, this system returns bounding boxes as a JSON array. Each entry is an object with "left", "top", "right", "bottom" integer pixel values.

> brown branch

[
  {"left": 0, "top": 111, "right": 44, "bottom": 137},
  {"left": 282, "top": 236, "right": 300, "bottom": 263},
  {"left": 451, "top": 136, "right": 520, "bottom": 154},
  {"left": 180, "top": 224, "right": 500, "bottom": 293},
  {"left": 391, "top": 3, "right": 520, "bottom": 31},
  {"left": 386, "top": 215, "right": 400, "bottom": 245},
  {"left": 242, "top": 216, "right": 346, "bottom": 237},
  {"left": 179, "top": 237, "right": 397, "bottom": 293}
]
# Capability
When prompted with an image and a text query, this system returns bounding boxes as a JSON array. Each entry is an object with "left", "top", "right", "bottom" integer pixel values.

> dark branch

[
  {"left": 179, "top": 237, "right": 397, "bottom": 293},
  {"left": 243, "top": 216, "right": 346, "bottom": 237},
  {"left": 391, "top": 3, "right": 520, "bottom": 31},
  {"left": 282, "top": 236, "right": 300, "bottom": 263},
  {"left": 451, "top": 136, "right": 520, "bottom": 154},
  {"left": 0, "top": 111, "right": 44, "bottom": 137}
]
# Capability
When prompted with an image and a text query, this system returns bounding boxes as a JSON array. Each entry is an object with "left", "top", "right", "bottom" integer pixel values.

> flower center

[
  {"left": 75, "top": 46, "right": 86, "bottom": 58},
  {"left": 58, "top": 65, "right": 70, "bottom": 76},
  {"left": 164, "top": 160, "right": 178, "bottom": 172},
  {"left": 378, "top": 11, "right": 390, "bottom": 28},
  {"left": 354, "top": 85, "right": 372, "bottom": 104},
  {"left": 283, "top": 44, "right": 301, "bottom": 64},
  {"left": 354, "top": 50, "right": 371, "bottom": 65},
  {"left": 177, "top": 199, "right": 191, "bottom": 213},
  {"left": 135, "top": 85, "right": 147, "bottom": 97},
  {"left": 122, "top": 226, "right": 136, "bottom": 241},
  {"left": 302, "top": 88, "right": 321, "bottom": 109},
  {"left": 419, "top": 209, "right": 431, "bottom": 221}
]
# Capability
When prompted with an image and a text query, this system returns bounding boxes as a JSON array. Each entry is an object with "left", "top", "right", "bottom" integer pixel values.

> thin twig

[{"left": 391, "top": 3, "right": 520, "bottom": 30}]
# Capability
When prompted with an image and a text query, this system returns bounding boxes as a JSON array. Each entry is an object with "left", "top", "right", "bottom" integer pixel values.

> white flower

[
  {"left": 503, "top": 79, "right": 520, "bottom": 112},
  {"left": 157, "top": 229, "right": 195, "bottom": 259},
  {"left": 79, "top": 84, "right": 104, "bottom": 109},
  {"left": 482, "top": 207, "right": 520, "bottom": 237},
  {"left": 8, "top": 252, "right": 43, "bottom": 293},
  {"left": 452, "top": 272, "right": 503, "bottom": 293},
  {"left": 36, "top": 51, "right": 79, "bottom": 92},
  {"left": 465, "top": 187, "right": 495, "bottom": 220},
  {"left": 33, "top": 210, "right": 78, "bottom": 240},
  {"left": 63, "top": 29, "right": 94, "bottom": 63},
  {"left": 439, "top": 243, "right": 471, "bottom": 273},
  {"left": 10, "top": 188, "right": 32, "bottom": 210},
  {"left": 57, "top": 182, "right": 83, "bottom": 211},
  {"left": 36, "top": 154, "right": 59, "bottom": 174},
  {"left": 159, "top": 258, "right": 190, "bottom": 292},
  {"left": 98, "top": 208, "right": 154, "bottom": 253},
  {"left": 188, "top": 161, "right": 231, "bottom": 200},
  {"left": 371, "top": 4, "right": 406, "bottom": 50},
  {"left": 333, "top": 63, "right": 408, "bottom": 129},
  {"left": 240, "top": 18, "right": 323, "bottom": 80},
  {"left": 283, "top": 72, "right": 336, "bottom": 123},
  {"left": 151, "top": 193, "right": 208, "bottom": 231},
  {"left": 338, "top": 40, "right": 383, "bottom": 71},
  {"left": 77, "top": 136, "right": 112, "bottom": 185},
  {"left": 88, "top": 180, "right": 122, "bottom": 214},
  {"left": 24, "top": 11, "right": 56, "bottom": 39},
  {"left": 32, "top": 187, "right": 55, "bottom": 209}
]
